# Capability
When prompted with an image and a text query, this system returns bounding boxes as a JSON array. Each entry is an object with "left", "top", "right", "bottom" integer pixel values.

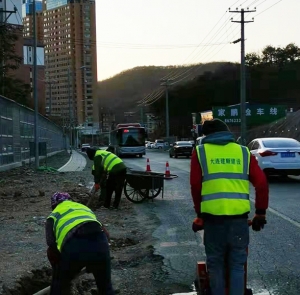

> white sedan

[{"left": 247, "top": 137, "right": 300, "bottom": 177}]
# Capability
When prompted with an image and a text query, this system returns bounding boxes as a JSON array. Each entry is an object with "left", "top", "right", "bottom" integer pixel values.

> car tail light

[{"left": 259, "top": 150, "right": 278, "bottom": 157}]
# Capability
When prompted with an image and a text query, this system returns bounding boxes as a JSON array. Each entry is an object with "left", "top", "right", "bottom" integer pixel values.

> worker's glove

[
  {"left": 252, "top": 215, "right": 267, "bottom": 231},
  {"left": 47, "top": 246, "right": 61, "bottom": 267},
  {"left": 192, "top": 218, "right": 204, "bottom": 232},
  {"left": 94, "top": 183, "right": 100, "bottom": 192}
]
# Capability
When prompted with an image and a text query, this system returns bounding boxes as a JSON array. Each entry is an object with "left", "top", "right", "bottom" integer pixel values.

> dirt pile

[
  {"left": 247, "top": 110, "right": 300, "bottom": 142},
  {"left": 0, "top": 161, "right": 191, "bottom": 295}
]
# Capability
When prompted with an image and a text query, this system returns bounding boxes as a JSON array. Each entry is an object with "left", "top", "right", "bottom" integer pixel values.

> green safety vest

[
  {"left": 95, "top": 150, "right": 123, "bottom": 172},
  {"left": 47, "top": 201, "right": 101, "bottom": 251},
  {"left": 196, "top": 143, "right": 251, "bottom": 216}
]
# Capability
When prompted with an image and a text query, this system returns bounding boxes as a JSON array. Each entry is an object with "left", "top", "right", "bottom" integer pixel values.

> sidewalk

[{"left": 58, "top": 150, "right": 87, "bottom": 172}]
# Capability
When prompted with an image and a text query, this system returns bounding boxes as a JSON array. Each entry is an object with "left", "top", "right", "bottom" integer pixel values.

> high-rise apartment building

[
  {"left": 43, "top": 0, "right": 98, "bottom": 127},
  {"left": 22, "top": 0, "right": 44, "bottom": 42}
]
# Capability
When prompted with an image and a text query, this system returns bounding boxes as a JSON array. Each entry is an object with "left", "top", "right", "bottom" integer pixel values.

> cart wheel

[
  {"left": 123, "top": 180, "right": 145, "bottom": 203},
  {"left": 139, "top": 187, "right": 162, "bottom": 199},
  {"left": 245, "top": 289, "right": 253, "bottom": 295}
]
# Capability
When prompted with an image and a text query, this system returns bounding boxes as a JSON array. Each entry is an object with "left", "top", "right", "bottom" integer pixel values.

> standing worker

[
  {"left": 86, "top": 147, "right": 127, "bottom": 210},
  {"left": 46, "top": 192, "right": 115, "bottom": 295},
  {"left": 190, "top": 119, "right": 269, "bottom": 295}
]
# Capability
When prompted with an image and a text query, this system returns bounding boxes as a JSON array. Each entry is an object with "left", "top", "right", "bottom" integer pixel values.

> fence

[{"left": 0, "top": 95, "right": 68, "bottom": 171}]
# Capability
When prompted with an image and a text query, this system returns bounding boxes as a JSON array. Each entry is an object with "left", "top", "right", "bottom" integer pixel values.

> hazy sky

[{"left": 95, "top": 0, "right": 299, "bottom": 81}]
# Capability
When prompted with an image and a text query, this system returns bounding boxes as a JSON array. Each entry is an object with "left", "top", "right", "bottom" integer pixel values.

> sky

[{"left": 95, "top": 0, "right": 300, "bottom": 81}]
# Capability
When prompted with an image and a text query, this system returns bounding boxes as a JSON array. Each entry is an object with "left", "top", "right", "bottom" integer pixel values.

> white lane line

[{"left": 249, "top": 197, "right": 300, "bottom": 229}]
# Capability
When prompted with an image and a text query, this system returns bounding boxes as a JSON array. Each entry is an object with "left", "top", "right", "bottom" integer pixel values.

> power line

[
  {"left": 254, "top": 0, "right": 282, "bottom": 17},
  {"left": 163, "top": 17, "right": 234, "bottom": 81},
  {"left": 247, "top": 0, "right": 260, "bottom": 7},
  {"left": 167, "top": 22, "right": 243, "bottom": 83},
  {"left": 255, "top": 0, "right": 268, "bottom": 7},
  {"left": 162, "top": 11, "right": 253, "bottom": 82},
  {"left": 161, "top": 11, "right": 229, "bottom": 80}
]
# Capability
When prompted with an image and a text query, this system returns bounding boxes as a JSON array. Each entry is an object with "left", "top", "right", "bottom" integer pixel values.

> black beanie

[
  {"left": 86, "top": 147, "right": 97, "bottom": 160},
  {"left": 202, "top": 119, "right": 230, "bottom": 136}
]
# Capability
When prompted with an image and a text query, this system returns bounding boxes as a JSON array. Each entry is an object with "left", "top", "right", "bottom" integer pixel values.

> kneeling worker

[
  {"left": 86, "top": 147, "right": 127, "bottom": 210},
  {"left": 46, "top": 192, "right": 115, "bottom": 295}
]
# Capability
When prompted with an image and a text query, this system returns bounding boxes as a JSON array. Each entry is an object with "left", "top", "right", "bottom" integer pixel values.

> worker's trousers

[
  {"left": 203, "top": 218, "right": 249, "bottom": 295},
  {"left": 104, "top": 169, "right": 127, "bottom": 209},
  {"left": 50, "top": 230, "right": 115, "bottom": 295}
]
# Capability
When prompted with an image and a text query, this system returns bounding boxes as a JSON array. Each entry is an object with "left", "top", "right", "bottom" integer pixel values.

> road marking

[{"left": 249, "top": 197, "right": 300, "bottom": 229}]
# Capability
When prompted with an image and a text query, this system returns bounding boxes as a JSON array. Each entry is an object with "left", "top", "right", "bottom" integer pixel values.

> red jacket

[{"left": 190, "top": 148, "right": 269, "bottom": 217}]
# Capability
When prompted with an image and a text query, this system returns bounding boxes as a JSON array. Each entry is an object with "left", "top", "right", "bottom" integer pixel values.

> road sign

[{"left": 212, "top": 103, "right": 286, "bottom": 126}]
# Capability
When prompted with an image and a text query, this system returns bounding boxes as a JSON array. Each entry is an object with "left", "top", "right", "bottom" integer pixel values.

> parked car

[
  {"left": 81, "top": 143, "right": 90, "bottom": 152},
  {"left": 153, "top": 139, "right": 165, "bottom": 149},
  {"left": 247, "top": 137, "right": 300, "bottom": 177},
  {"left": 169, "top": 141, "right": 193, "bottom": 158},
  {"left": 146, "top": 141, "right": 154, "bottom": 149}
]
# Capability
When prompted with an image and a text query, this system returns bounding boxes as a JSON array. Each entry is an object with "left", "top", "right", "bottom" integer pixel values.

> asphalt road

[{"left": 122, "top": 149, "right": 300, "bottom": 295}]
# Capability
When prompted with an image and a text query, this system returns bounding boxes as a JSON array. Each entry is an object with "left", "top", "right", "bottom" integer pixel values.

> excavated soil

[{"left": 0, "top": 151, "right": 191, "bottom": 295}]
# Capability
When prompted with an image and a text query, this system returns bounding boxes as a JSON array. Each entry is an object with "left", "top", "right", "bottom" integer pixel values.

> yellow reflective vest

[
  {"left": 47, "top": 201, "right": 101, "bottom": 251},
  {"left": 196, "top": 142, "right": 251, "bottom": 216},
  {"left": 95, "top": 150, "right": 123, "bottom": 173}
]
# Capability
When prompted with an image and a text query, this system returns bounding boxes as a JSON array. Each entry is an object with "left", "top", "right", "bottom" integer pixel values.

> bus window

[{"left": 121, "top": 129, "right": 145, "bottom": 146}]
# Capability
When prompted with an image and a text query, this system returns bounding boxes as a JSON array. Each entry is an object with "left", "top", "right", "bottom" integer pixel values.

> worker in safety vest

[
  {"left": 190, "top": 119, "right": 269, "bottom": 295},
  {"left": 86, "top": 147, "right": 127, "bottom": 210},
  {"left": 46, "top": 192, "right": 115, "bottom": 295},
  {"left": 92, "top": 162, "right": 107, "bottom": 206}
]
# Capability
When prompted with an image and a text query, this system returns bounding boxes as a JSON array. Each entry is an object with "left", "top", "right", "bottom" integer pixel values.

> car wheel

[
  {"left": 169, "top": 153, "right": 172, "bottom": 158},
  {"left": 158, "top": 146, "right": 162, "bottom": 149}
]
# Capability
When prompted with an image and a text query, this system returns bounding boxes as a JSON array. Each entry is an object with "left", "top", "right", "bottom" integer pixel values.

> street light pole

[
  {"left": 33, "top": 0, "right": 39, "bottom": 169},
  {"left": 68, "top": 65, "right": 72, "bottom": 147}
]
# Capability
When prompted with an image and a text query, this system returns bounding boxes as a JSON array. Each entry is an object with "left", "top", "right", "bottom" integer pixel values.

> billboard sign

[{"left": 212, "top": 103, "right": 286, "bottom": 126}]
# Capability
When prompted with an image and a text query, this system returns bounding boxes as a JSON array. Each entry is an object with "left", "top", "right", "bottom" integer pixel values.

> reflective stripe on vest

[
  {"left": 95, "top": 150, "right": 123, "bottom": 172},
  {"left": 196, "top": 143, "right": 251, "bottom": 216},
  {"left": 47, "top": 201, "right": 101, "bottom": 251}
]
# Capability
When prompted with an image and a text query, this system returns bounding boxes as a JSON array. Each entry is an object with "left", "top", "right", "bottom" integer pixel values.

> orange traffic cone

[
  {"left": 165, "top": 161, "right": 171, "bottom": 178},
  {"left": 146, "top": 158, "right": 151, "bottom": 172}
]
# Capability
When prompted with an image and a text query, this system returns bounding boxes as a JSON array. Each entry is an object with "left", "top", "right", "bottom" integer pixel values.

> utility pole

[
  {"left": 140, "top": 106, "right": 143, "bottom": 124},
  {"left": 160, "top": 78, "right": 174, "bottom": 139},
  {"left": 0, "top": 4, "right": 17, "bottom": 96},
  {"left": 45, "top": 79, "right": 56, "bottom": 115},
  {"left": 49, "top": 81, "right": 52, "bottom": 115},
  {"left": 230, "top": 8, "right": 255, "bottom": 145},
  {"left": 68, "top": 65, "right": 72, "bottom": 147},
  {"left": 33, "top": 0, "right": 39, "bottom": 169}
]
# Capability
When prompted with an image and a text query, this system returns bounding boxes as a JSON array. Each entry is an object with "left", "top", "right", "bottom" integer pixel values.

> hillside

[
  {"left": 97, "top": 62, "right": 228, "bottom": 123},
  {"left": 247, "top": 110, "right": 300, "bottom": 142}
]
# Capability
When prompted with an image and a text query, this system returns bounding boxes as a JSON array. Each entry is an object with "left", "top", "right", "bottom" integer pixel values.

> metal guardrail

[{"left": 0, "top": 95, "right": 68, "bottom": 168}]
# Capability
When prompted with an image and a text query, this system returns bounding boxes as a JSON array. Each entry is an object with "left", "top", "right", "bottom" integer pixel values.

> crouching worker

[
  {"left": 46, "top": 192, "right": 115, "bottom": 295},
  {"left": 86, "top": 147, "right": 127, "bottom": 210}
]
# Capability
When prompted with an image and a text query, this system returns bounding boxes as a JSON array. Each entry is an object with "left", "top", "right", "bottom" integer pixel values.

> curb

[{"left": 58, "top": 152, "right": 73, "bottom": 171}]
